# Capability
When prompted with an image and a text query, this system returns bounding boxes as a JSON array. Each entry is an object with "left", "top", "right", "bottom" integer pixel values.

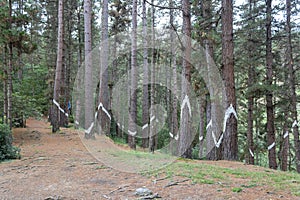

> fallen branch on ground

[{"left": 164, "top": 179, "right": 189, "bottom": 188}]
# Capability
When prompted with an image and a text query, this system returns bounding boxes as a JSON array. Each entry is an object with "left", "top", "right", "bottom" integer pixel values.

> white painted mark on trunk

[
  {"left": 150, "top": 116, "right": 155, "bottom": 123},
  {"left": 199, "top": 136, "right": 204, "bottom": 141},
  {"left": 206, "top": 119, "right": 212, "bottom": 130},
  {"left": 128, "top": 130, "right": 137, "bottom": 136},
  {"left": 284, "top": 131, "right": 289, "bottom": 139},
  {"left": 85, "top": 122, "right": 94, "bottom": 135},
  {"left": 223, "top": 104, "right": 238, "bottom": 133},
  {"left": 53, "top": 99, "right": 69, "bottom": 117},
  {"left": 142, "top": 124, "right": 149, "bottom": 130},
  {"left": 174, "top": 134, "right": 179, "bottom": 141},
  {"left": 268, "top": 142, "right": 275, "bottom": 151},
  {"left": 181, "top": 95, "right": 192, "bottom": 118},
  {"left": 212, "top": 131, "right": 223, "bottom": 148},
  {"left": 169, "top": 132, "right": 174, "bottom": 138},
  {"left": 249, "top": 148, "right": 254, "bottom": 157},
  {"left": 292, "top": 120, "right": 298, "bottom": 128}
]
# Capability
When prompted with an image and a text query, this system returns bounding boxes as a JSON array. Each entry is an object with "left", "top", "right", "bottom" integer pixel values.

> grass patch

[
  {"left": 232, "top": 187, "right": 243, "bottom": 193},
  {"left": 145, "top": 159, "right": 300, "bottom": 196}
]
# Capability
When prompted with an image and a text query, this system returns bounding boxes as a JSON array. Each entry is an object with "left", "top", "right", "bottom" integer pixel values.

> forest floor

[{"left": 0, "top": 118, "right": 299, "bottom": 200}]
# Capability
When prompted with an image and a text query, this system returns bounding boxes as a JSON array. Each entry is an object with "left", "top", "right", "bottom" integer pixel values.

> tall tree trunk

[
  {"left": 221, "top": 0, "right": 238, "bottom": 160},
  {"left": 142, "top": 0, "right": 149, "bottom": 148},
  {"left": 170, "top": 0, "right": 178, "bottom": 155},
  {"left": 3, "top": 45, "right": 8, "bottom": 125},
  {"left": 286, "top": 0, "right": 300, "bottom": 173},
  {"left": 99, "top": 0, "right": 110, "bottom": 135},
  {"left": 265, "top": 0, "right": 277, "bottom": 169},
  {"left": 75, "top": 4, "right": 83, "bottom": 129},
  {"left": 149, "top": 0, "right": 156, "bottom": 153},
  {"left": 128, "top": 0, "right": 137, "bottom": 150},
  {"left": 179, "top": 0, "right": 192, "bottom": 158},
  {"left": 52, "top": 0, "right": 64, "bottom": 133},
  {"left": 7, "top": 0, "right": 13, "bottom": 130},
  {"left": 246, "top": 0, "right": 255, "bottom": 165},
  {"left": 84, "top": 0, "right": 94, "bottom": 138}
]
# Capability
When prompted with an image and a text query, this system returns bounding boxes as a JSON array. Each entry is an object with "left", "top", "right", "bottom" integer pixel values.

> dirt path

[{"left": 0, "top": 118, "right": 298, "bottom": 199}]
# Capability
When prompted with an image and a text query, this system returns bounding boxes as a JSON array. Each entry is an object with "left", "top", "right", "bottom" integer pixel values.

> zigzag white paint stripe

[
  {"left": 97, "top": 102, "right": 103, "bottom": 111},
  {"left": 181, "top": 95, "right": 192, "bottom": 117},
  {"left": 85, "top": 122, "right": 94, "bottom": 135},
  {"left": 212, "top": 131, "right": 223, "bottom": 148},
  {"left": 53, "top": 99, "right": 60, "bottom": 107},
  {"left": 142, "top": 124, "right": 149, "bottom": 130},
  {"left": 53, "top": 99, "right": 69, "bottom": 117},
  {"left": 128, "top": 130, "right": 137, "bottom": 136},
  {"left": 102, "top": 106, "right": 111, "bottom": 120},
  {"left": 216, "top": 134, "right": 223, "bottom": 148},
  {"left": 199, "top": 136, "right": 204, "bottom": 141},
  {"left": 249, "top": 148, "right": 254, "bottom": 157},
  {"left": 174, "top": 134, "right": 179, "bottom": 141},
  {"left": 284, "top": 131, "right": 289, "bottom": 139},
  {"left": 223, "top": 104, "right": 238, "bottom": 133},
  {"left": 212, "top": 131, "right": 217, "bottom": 147},
  {"left": 169, "top": 132, "right": 174, "bottom": 138},
  {"left": 96, "top": 102, "right": 111, "bottom": 120},
  {"left": 268, "top": 142, "right": 275, "bottom": 151},
  {"left": 206, "top": 119, "right": 212, "bottom": 130},
  {"left": 292, "top": 120, "right": 298, "bottom": 128}
]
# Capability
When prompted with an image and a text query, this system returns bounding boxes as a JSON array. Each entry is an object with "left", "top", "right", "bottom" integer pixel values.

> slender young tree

[
  {"left": 142, "top": 0, "right": 149, "bottom": 148},
  {"left": 128, "top": 0, "right": 137, "bottom": 149},
  {"left": 99, "top": 0, "right": 110, "bottom": 135},
  {"left": 286, "top": 0, "right": 300, "bottom": 173},
  {"left": 265, "top": 0, "right": 277, "bottom": 169},
  {"left": 84, "top": 0, "right": 94, "bottom": 138},
  {"left": 179, "top": 0, "right": 192, "bottom": 158},
  {"left": 52, "top": 0, "right": 64, "bottom": 133},
  {"left": 221, "top": 0, "right": 238, "bottom": 160}
]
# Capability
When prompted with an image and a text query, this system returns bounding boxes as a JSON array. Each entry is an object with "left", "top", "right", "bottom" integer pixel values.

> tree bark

[
  {"left": 286, "top": 0, "right": 300, "bottom": 173},
  {"left": 265, "top": 0, "right": 277, "bottom": 170},
  {"left": 221, "top": 0, "right": 238, "bottom": 160},
  {"left": 99, "top": 0, "right": 111, "bottom": 135},
  {"left": 52, "top": 0, "right": 64, "bottom": 133},
  {"left": 246, "top": 0, "right": 255, "bottom": 165},
  {"left": 84, "top": 0, "right": 94, "bottom": 138},
  {"left": 142, "top": 0, "right": 149, "bottom": 148},
  {"left": 128, "top": 0, "right": 138, "bottom": 150},
  {"left": 179, "top": 0, "right": 192, "bottom": 158},
  {"left": 169, "top": 0, "right": 178, "bottom": 155},
  {"left": 149, "top": 0, "right": 156, "bottom": 153}
]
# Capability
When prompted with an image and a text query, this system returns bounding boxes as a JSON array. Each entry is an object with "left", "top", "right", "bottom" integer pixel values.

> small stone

[{"left": 135, "top": 188, "right": 153, "bottom": 196}]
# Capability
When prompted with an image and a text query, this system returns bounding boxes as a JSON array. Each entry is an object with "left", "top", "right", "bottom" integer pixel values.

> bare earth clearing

[{"left": 0, "top": 118, "right": 298, "bottom": 200}]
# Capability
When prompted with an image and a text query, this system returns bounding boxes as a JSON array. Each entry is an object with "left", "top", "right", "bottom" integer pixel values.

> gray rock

[{"left": 135, "top": 187, "right": 153, "bottom": 196}]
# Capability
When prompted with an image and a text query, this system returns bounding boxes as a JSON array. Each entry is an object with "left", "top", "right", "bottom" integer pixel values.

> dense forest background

[{"left": 0, "top": 0, "right": 300, "bottom": 173}]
